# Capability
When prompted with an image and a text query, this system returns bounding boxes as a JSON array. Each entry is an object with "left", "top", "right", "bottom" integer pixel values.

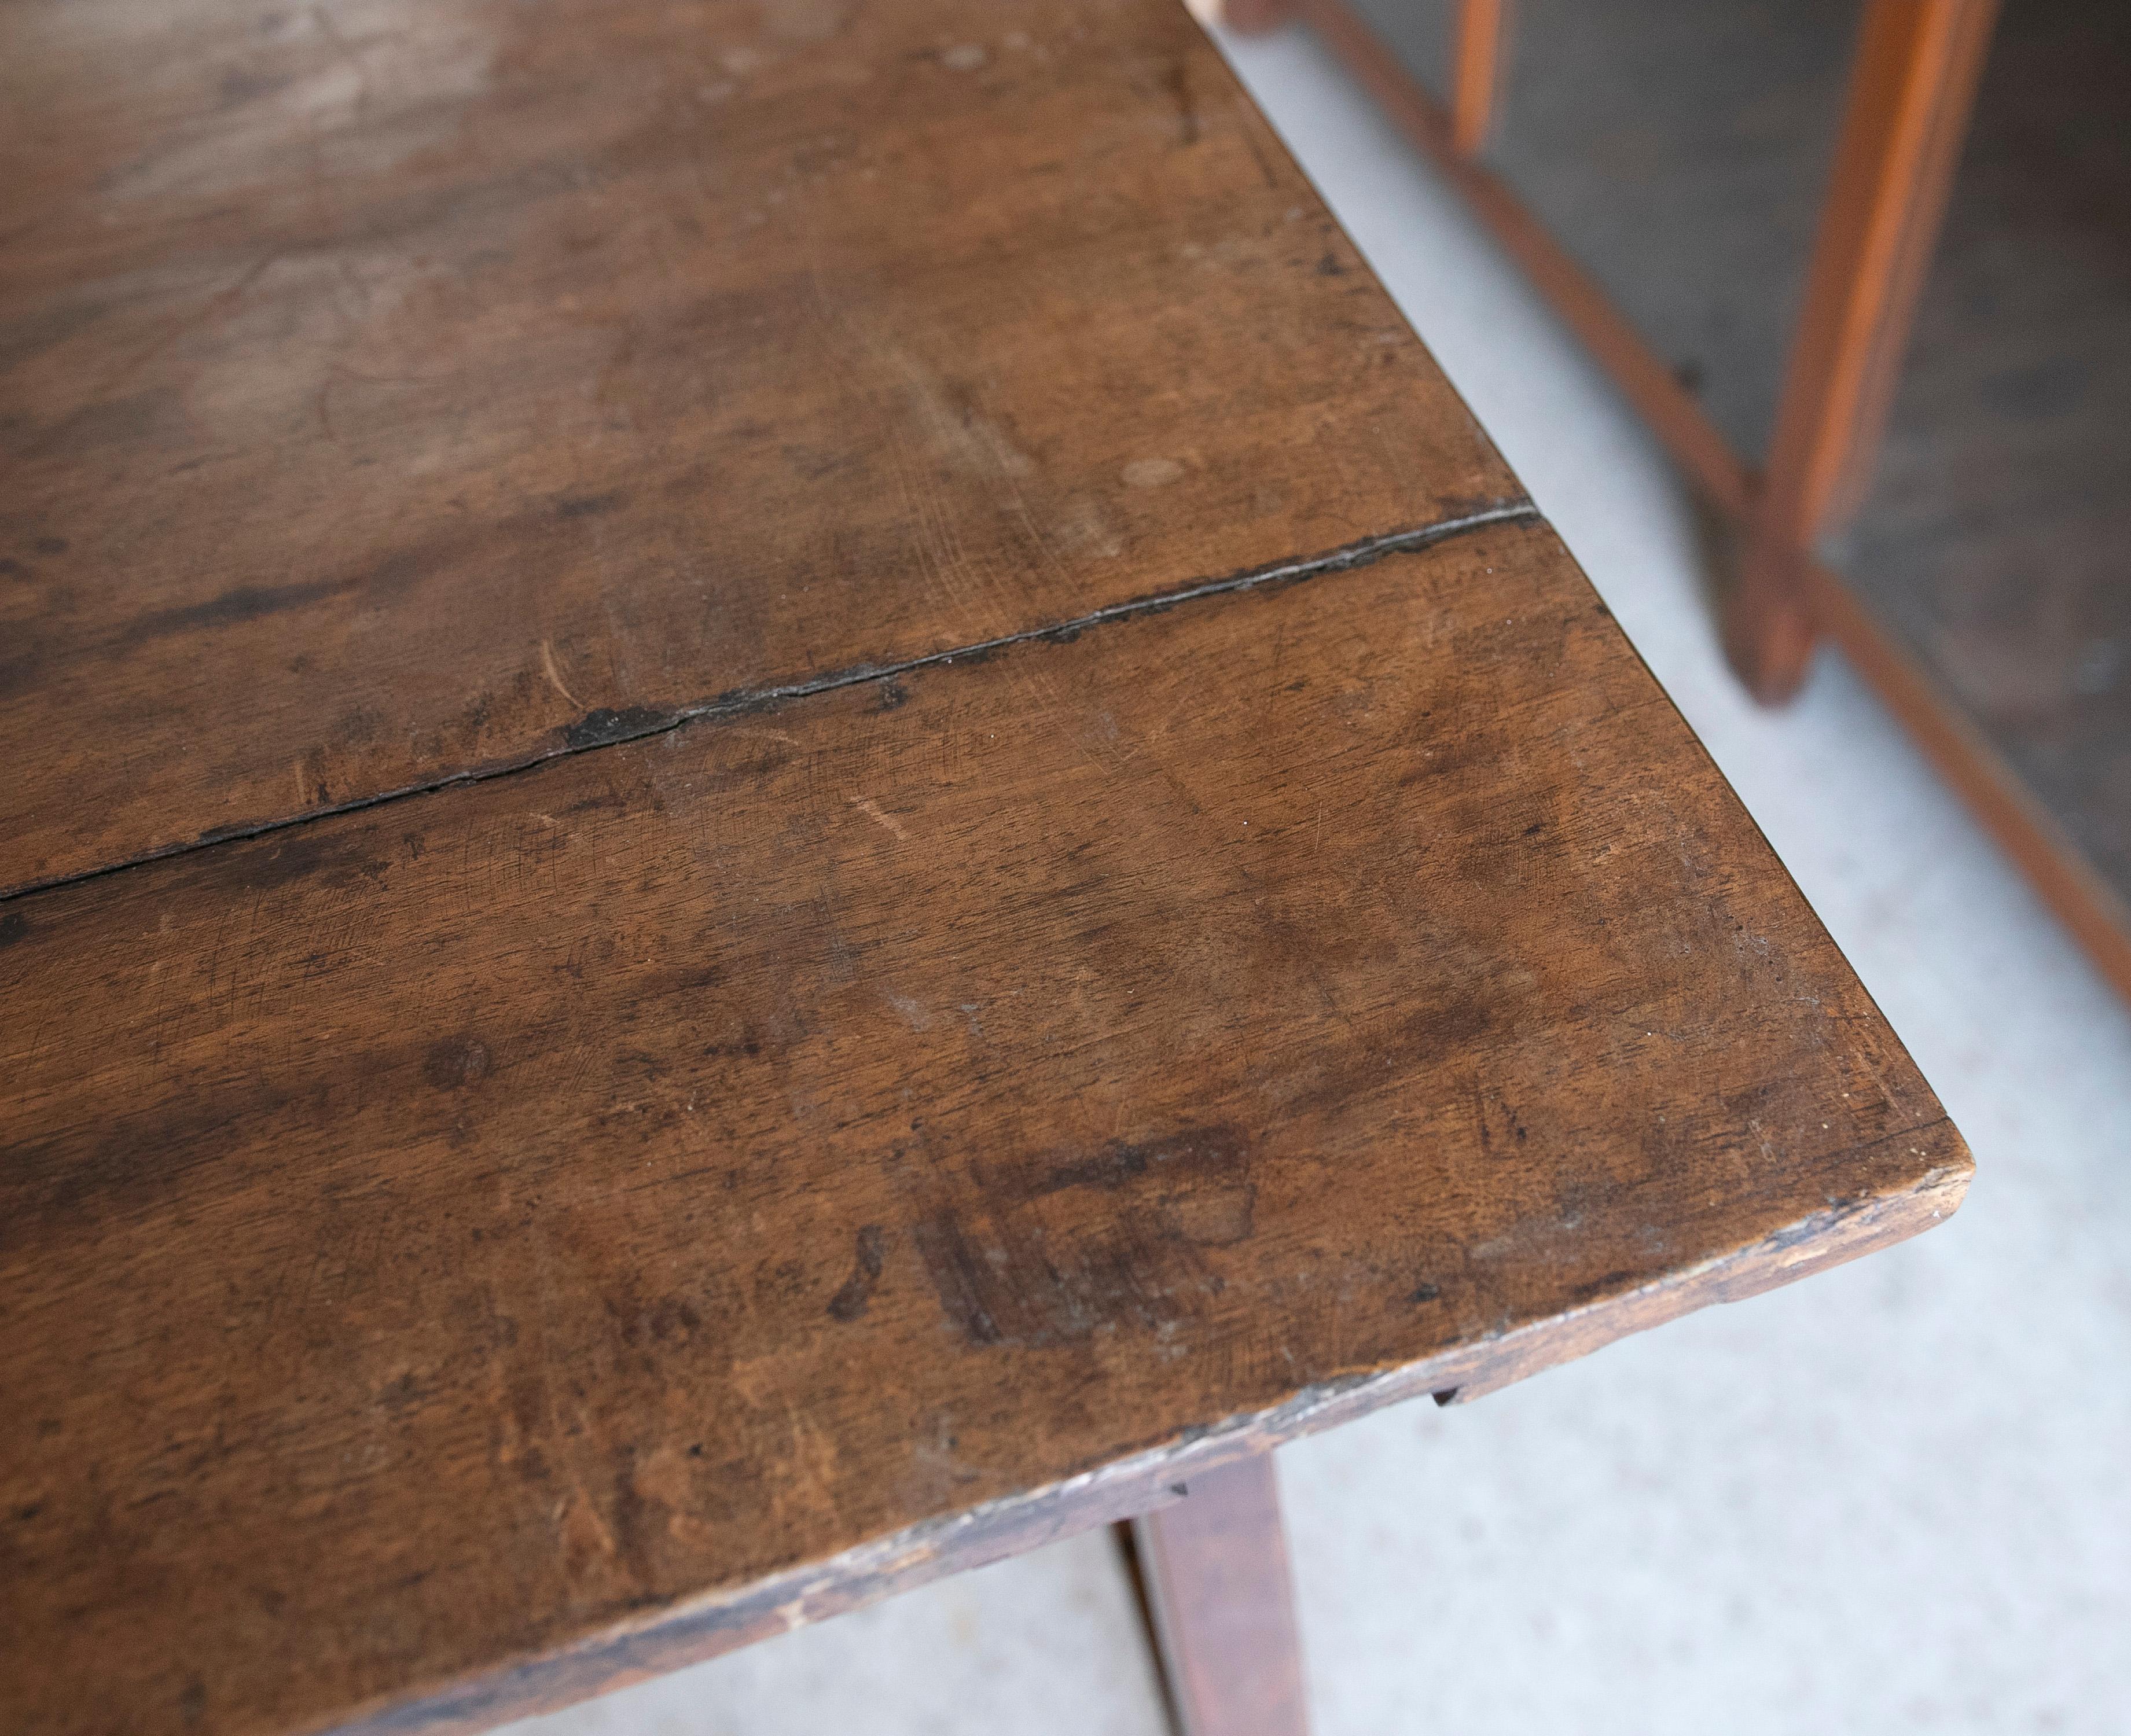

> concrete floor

[{"left": 502, "top": 18, "right": 2131, "bottom": 1735}]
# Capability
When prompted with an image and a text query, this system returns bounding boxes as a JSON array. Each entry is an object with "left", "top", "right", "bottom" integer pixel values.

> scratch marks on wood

[
  {"left": 1122, "top": 457, "right": 1185, "bottom": 488},
  {"left": 540, "top": 640, "right": 584, "bottom": 709},
  {"left": 848, "top": 795, "right": 907, "bottom": 840},
  {"left": 0, "top": 516, "right": 1971, "bottom": 1736},
  {"left": 58, "top": 251, "right": 285, "bottom": 437},
  {"left": 422, "top": 1035, "right": 493, "bottom": 1090}
]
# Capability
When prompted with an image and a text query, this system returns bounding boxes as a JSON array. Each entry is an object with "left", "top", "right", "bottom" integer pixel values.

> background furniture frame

[{"left": 1237, "top": 0, "right": 2131, "bottom": 1005}]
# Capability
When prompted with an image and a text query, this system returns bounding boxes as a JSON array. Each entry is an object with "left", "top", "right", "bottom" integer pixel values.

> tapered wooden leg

[
  {"left": 1725, "top": 536, "right": 1824, "bottom": 705},
  {"left": 1126, "top": 1453, "right": 1310, "bottom": 1736},
  {"left": 1726, "top": 0, "right": 1999, "bottom": 704},
  {"left": 1449, "top": 0, "right": 1508, "bottom": 159}
]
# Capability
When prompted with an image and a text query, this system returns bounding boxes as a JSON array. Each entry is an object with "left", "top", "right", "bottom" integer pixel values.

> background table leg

[
  {"left": 1125, "top": 1453, "right": 1311, "bottom": 1736},
  {"left": 1725, "top": 0, "right": 2000, "bottom": 703}
]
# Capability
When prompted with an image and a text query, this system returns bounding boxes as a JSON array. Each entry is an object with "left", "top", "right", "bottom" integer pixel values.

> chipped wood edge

[{"left": 333, "top": 1123, "right": 1969, "bottom": 1736}]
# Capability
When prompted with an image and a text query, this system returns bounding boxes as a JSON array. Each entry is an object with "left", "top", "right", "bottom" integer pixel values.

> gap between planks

[{"left": 0, "top": 500, "right": 1542, "bottom": 908}]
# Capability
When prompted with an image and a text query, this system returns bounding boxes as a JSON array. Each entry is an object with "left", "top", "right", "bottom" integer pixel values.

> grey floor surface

[{"left": 500, "top": 17, "right": 2131, "bottom": 1735}]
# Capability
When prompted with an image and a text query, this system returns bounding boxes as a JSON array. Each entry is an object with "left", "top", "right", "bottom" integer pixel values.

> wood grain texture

[
  {"left": 0, "top": 0, "right": 1518, "bottom": 896},
  {"left": 0, "top": 518, "right": 1968, "bottom": 1736}
]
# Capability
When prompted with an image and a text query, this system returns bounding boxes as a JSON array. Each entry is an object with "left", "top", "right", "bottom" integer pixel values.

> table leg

[
  {"left": 1125, "top": 1452, "right": 1311, "bottom": 1736},
  {"left": 1725, "top": 0, "right": 1999, "bottom": 703},
  {"left": 1449, "top": 0, "right": 1508, "bottom": 159}
]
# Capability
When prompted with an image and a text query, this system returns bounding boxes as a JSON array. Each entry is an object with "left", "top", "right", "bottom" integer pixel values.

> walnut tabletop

[
  {"left": 0, "top": 2, "right": 1967, "bottom": 1734},
  {"left": 0, "top": 0, "right": 1512, "bottom": 897}
]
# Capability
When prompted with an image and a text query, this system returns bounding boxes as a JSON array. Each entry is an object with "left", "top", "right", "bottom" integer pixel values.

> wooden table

[{"left": 0, "top": 2, "right": 1968, "bottom": 1732}]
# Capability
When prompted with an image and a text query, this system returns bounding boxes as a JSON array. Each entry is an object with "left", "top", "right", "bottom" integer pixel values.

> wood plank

[
  {"left": 0, "top": 0, "right": 1519, "bottom": 896},
  {"left": 0, "top": 517, "right": 1967, "bottom": 1736}
]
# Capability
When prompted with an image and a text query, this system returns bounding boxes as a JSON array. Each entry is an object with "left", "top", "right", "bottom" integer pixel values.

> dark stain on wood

[
  {"left": 828, "top": 1227, "right": 890, "bottom": 1323},
  {"left": 553, "top": 492, "right": 626, "bottom": 520},
  {"left": 0, "top": 521, "right": 1966, "bottom": 1736},
  {"left": 112, "top": 575, "right": 369, "bottom": 648},
  {"left": 907, "top": 1123, "right": 1259, "bottom": 1349},
  {"left": 423, "top": 1038, "right": 495, "bottom": 1091}
]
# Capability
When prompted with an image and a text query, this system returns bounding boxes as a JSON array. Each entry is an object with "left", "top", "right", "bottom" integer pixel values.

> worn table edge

[{"left": 326, "top": 1124, "right": 1969, "bottom": 1736}]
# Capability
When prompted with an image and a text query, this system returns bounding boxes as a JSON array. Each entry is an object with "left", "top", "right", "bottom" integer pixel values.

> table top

[
  {"left": 1, "top": 0, "right": 1512, "bottom": 898},
  {"left": 0, "top": 2, "right": 1967, "bottom": 1734}
]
